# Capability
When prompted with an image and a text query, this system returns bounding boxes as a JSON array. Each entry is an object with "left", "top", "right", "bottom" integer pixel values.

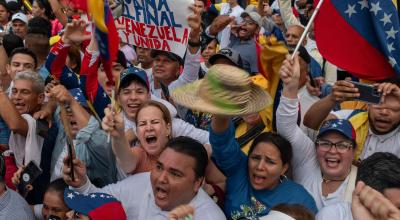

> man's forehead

[
  {"left": 11, "top": 54, "right": 35, "bottom": 63},
  {"left": 158, "top": 149, "right": 196, "bottom": 172}
]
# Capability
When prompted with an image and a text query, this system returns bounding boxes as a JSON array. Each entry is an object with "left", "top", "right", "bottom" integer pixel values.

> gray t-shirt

[{"left": 0, "top": 187, "right": 35, "bottom": 220}]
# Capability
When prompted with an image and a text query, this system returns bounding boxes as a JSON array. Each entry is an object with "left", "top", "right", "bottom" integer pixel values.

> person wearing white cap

[{"left": 11, "top": 12, "right": 28, "bottom": 39}]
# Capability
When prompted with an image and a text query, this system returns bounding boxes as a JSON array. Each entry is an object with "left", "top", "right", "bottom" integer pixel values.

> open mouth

[
  {"left": 145, "top": 135, "right": 157, "bottom": 144},
  {"left": 253, "top": 174, "right": 266, "bottom": 184},
  {"left": 325, "top": 158, "right": 340, "bottom": 168},
  {"left": 155, "top": 186, "right": 168, "bottom": 199}
]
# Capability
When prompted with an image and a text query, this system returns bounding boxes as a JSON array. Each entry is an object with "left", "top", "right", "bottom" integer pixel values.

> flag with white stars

[
  {"left": 90, "top": 0, "right": 120, "bottom": 86},
  {"left": 63, "top": 189, "right": 126, "bottom": 220},
  {"left": 314, "top": 0, "right": 400, "bottom": 81}
]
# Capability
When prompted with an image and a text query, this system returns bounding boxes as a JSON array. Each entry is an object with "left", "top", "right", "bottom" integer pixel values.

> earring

[{"left": 279, "top": 175, "right": 288, "bottom": 183}]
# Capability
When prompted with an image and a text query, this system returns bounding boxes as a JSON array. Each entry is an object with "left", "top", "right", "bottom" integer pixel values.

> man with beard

[
  {"left": 62, "top": 136, "right": 226, "bottom": 220},
  {"left": 304, "top": 79, "right": 400, "bottom": 162},
  {"left": 208, "top": 8, "right": 262, "bottom": 74}
]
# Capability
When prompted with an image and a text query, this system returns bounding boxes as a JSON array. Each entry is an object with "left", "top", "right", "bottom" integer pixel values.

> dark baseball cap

[
  {"left": 150, "top": 50, "right": 184, "bottom": 65},
  {"left": 118, "top": 66, "right": 149, "bottom": 92},
  {"left": 317, "top": 119, "right": 356, "bottom": 141},
  {"left": 208, "top": 47, "right": 243, "bottom": 68}
]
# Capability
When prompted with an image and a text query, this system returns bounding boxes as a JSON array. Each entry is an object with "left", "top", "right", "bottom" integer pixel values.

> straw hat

[{"left": 172, "top": 64, "right": 272, "bottom": 116}]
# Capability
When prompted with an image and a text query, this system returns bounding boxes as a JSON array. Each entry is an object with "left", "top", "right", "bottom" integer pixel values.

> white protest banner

[{"left": 116, "top": 0, "right": 194, "bottom": 59}]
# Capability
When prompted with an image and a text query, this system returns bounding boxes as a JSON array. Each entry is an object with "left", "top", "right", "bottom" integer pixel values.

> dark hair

[
  {"left": 357, "top": 152, "right": 400, "bottom": 193},
  {"left": 45, "top": 178, "right": 68, "bottom": 197},
  {"left": 272, "top": 204, "right": 315, "bottom": 220},
  {"left": 28, "top": 16, "right": 52, "bottom": 37},
  {"left": 2, "top": 34, "right": 24, "bottom": 56},
  {"left": 166, "top": 136, "right": 209, "bottom": 179},
  {"left": 24, "top": 33, "right": 50, "bottom": 61},
  {"left": 248, "top": 132, "right": 293, "bottom": 166},
  {"left": 9, "top": 47, "right": 38, "bottom": 68},
  {"left": 0, "top": 1, "right": 10, "bottom": 21},
  {"left": 135, "top": 100, "right": 172, "bottom": 126},
  {"left": 33, "top": 0, "right": 54, "bottom": 20}
]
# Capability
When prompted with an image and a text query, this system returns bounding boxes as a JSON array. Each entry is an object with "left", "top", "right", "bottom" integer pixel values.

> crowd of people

[{"left": 0, "top": 0, "right": 399, "bottom": 219}]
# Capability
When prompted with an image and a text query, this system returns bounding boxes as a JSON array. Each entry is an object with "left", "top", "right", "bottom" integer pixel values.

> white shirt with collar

[
  {"left": 72, "top": 172, "right": 226, "bottom": 220},
  {"left": 332, "top": 110, "right": 400, "bottom": 160}
]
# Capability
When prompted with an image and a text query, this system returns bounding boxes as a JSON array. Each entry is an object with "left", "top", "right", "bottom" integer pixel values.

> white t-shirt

[
  {"left": 332, "top": 110, "right": 400, "bottom": 160},
  {"left": 316, "top": 202, "right": 352, "bottom": 220},
  {"left": 51, "top": 140, "right": 78, "bottom": 181},
  {"left": 73, "top": 172, "right": 226, "bottom": 220},
  {"left": 8, "top": 114, "right": 44, "bottom": 167}
]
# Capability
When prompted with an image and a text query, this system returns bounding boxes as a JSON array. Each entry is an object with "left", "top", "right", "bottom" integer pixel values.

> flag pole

[{"left": 291, "top": 0, "right": 325, "bottom": 59}]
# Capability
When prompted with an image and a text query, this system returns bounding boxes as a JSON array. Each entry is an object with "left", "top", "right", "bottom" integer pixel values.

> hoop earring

[{"left": 280, "top": 175, "right": 288, "bottom": 183}]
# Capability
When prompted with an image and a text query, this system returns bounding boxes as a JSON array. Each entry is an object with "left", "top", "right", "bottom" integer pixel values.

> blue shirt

[{"left": 210, "top": 122, "right": 318, "bottom": 220}]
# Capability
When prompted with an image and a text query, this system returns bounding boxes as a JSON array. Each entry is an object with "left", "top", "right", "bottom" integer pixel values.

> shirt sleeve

[
  {"left": 168, "top": 48, "right": 201, "bottom": 92},
  {"left": 172, "top": 118, "right": 210, "bottom": 145},
  {"left": 276, "top": 96, "right": 319, "bottom": 174},
  {"left": 210, "top": 121, "right": 248, "bottom": 177},
  {"left": 278, "top": 0, "right": 302, "bottom": 28}
]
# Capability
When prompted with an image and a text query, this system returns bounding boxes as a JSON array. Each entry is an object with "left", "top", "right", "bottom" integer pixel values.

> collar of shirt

[{"left": 368, "top": 124, "right": 400, "bottom": 143}]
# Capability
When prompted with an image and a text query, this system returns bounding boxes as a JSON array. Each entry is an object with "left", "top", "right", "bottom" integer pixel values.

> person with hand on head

[
  {"left": 62, "top": 136, "right": 226, "bottom": 219},
  {"left": 277, "top": 54, "right": 358, "bottom": 209},
  {"left": 303, "top": 77, "right": 400, "bottom": 162},
  {"left": 172, "top": 64, "right": 317, "bottom": 219},
  {"left": 49, "top": 84, "right": 117, "bottom": 186}
]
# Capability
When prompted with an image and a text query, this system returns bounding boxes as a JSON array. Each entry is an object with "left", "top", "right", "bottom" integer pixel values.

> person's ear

[
  {"left": 280, "top": 163, "right": 289, "bottom": 176},
  {"left": 37, "top": 93, "right": 45, "bottom": 104},
  {"left": 193, "top": 176, "right": 204, "bottom": 193}
]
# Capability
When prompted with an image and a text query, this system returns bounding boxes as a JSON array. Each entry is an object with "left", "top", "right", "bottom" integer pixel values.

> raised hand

[
  {"left": 62, "top": 19, "right": 91, "bottom": 45},
  {"left": 50, "top": 84, "right": 73, "bottom": 105},
  {"left": 101, "top": 106, "right": 125, "bottom": 138},
  {"left": 329, "top": 77, "right": 359, "bottom": 103},
  {"left": 376, "top": 82, "right": 400, "bottom": 104},
  {"left": 169, "top": 205, "right": 194, "bottom": 220},
  {"left": 62, "top": 156, "right": 87, "bottom": 188}
]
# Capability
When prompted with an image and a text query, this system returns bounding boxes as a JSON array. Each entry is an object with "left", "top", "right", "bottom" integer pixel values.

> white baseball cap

[{"left": 11, "top": 12, "right": 28, "bottom": 24}]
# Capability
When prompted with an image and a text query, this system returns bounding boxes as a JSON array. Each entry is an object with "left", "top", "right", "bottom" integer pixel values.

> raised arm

[
  {"left": 210, "top": 115, "right": 247, "bottom": 177},
  {"left": 0, "top": 88, "right": 28, "bottom": 136},
  {"left": 207, "top": 15, "right": 235, "bottom": 36},
  {"left": 303, "top": 79, "right": 359, "bottom": 130},
  {"left": 102, "top": 107, "right": 139, "bottom": 173},
  {"left": 276, "top": 55, "right": 316, "bottom": 170}
]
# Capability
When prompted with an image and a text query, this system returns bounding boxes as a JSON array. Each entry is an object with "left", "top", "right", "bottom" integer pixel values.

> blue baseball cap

[
  {"left": 317, "top": 119, "right": 356, "bottom": 141},
  {"left": 69, "top": 88, "right": 88, "bottom": 107},
  {"left": 118, "top": 66, "right": 149, "bottom": 91},
  {"left": 64, "top": 189, "right": 126, "bottom": 220}
]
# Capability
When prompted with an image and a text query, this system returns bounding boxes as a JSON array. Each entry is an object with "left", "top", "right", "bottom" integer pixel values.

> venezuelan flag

[{"left": 88, "top": 0, "right": 119, "bottom": 85}]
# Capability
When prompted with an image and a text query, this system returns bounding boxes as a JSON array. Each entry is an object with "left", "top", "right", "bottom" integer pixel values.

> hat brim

[
  {"left": 172, "top": 80, "right": 273, "bottom": 116},
  {"left": 208, "top": 54, "right": 239, "bottom": 67},
  {"left": 317, "top": 129, "right": 353, "bottom": 141},
  {"left": 150, "top": 50, "right": 184, "bottom": 65}
]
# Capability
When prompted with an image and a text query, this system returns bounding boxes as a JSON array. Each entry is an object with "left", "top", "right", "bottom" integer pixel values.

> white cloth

[
  {"left": 276, "top": 96, "right": 349, "bottom": 209},
  {"left": 8, "top": 114, "right": 44, "bottom": 167},
  {"left": 217, "top": 3, "right": 243, "bottom": 49},
  {"left": 72, "top": 172, "right": 226, "bottom": 220},
  {"left": 298, "top": 86, "right": 320, "bottom": 140},
  {"left": 137, "top": 63, "right": 155, "bottom": 94},
  {"left": 278, "top": 0, "right": 302, "bottom": 28},
  {"left": 316, "top": 202, "right": 352, "bottom": 220},
  {"left": 332, "top": 110, "right": 400, "bottom": 160}
]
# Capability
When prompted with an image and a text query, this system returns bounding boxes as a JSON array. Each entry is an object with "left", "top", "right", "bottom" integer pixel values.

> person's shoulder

[
  {"left": 194, "top": 189, "right": 226, "bottom": 219},
  {"left": 124, "top": 172, "right": 151, "bottom": 185},
  {"left": 280, "top": 179, "right": 313, "bottom": 196}
]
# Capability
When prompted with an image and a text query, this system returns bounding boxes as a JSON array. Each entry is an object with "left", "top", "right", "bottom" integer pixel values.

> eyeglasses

[
  {"left": 315, "top": 140, "right": 353, "bottom": 153},
  {"left": 240, "top": 19, "right": 256, "bottom": 25}
]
